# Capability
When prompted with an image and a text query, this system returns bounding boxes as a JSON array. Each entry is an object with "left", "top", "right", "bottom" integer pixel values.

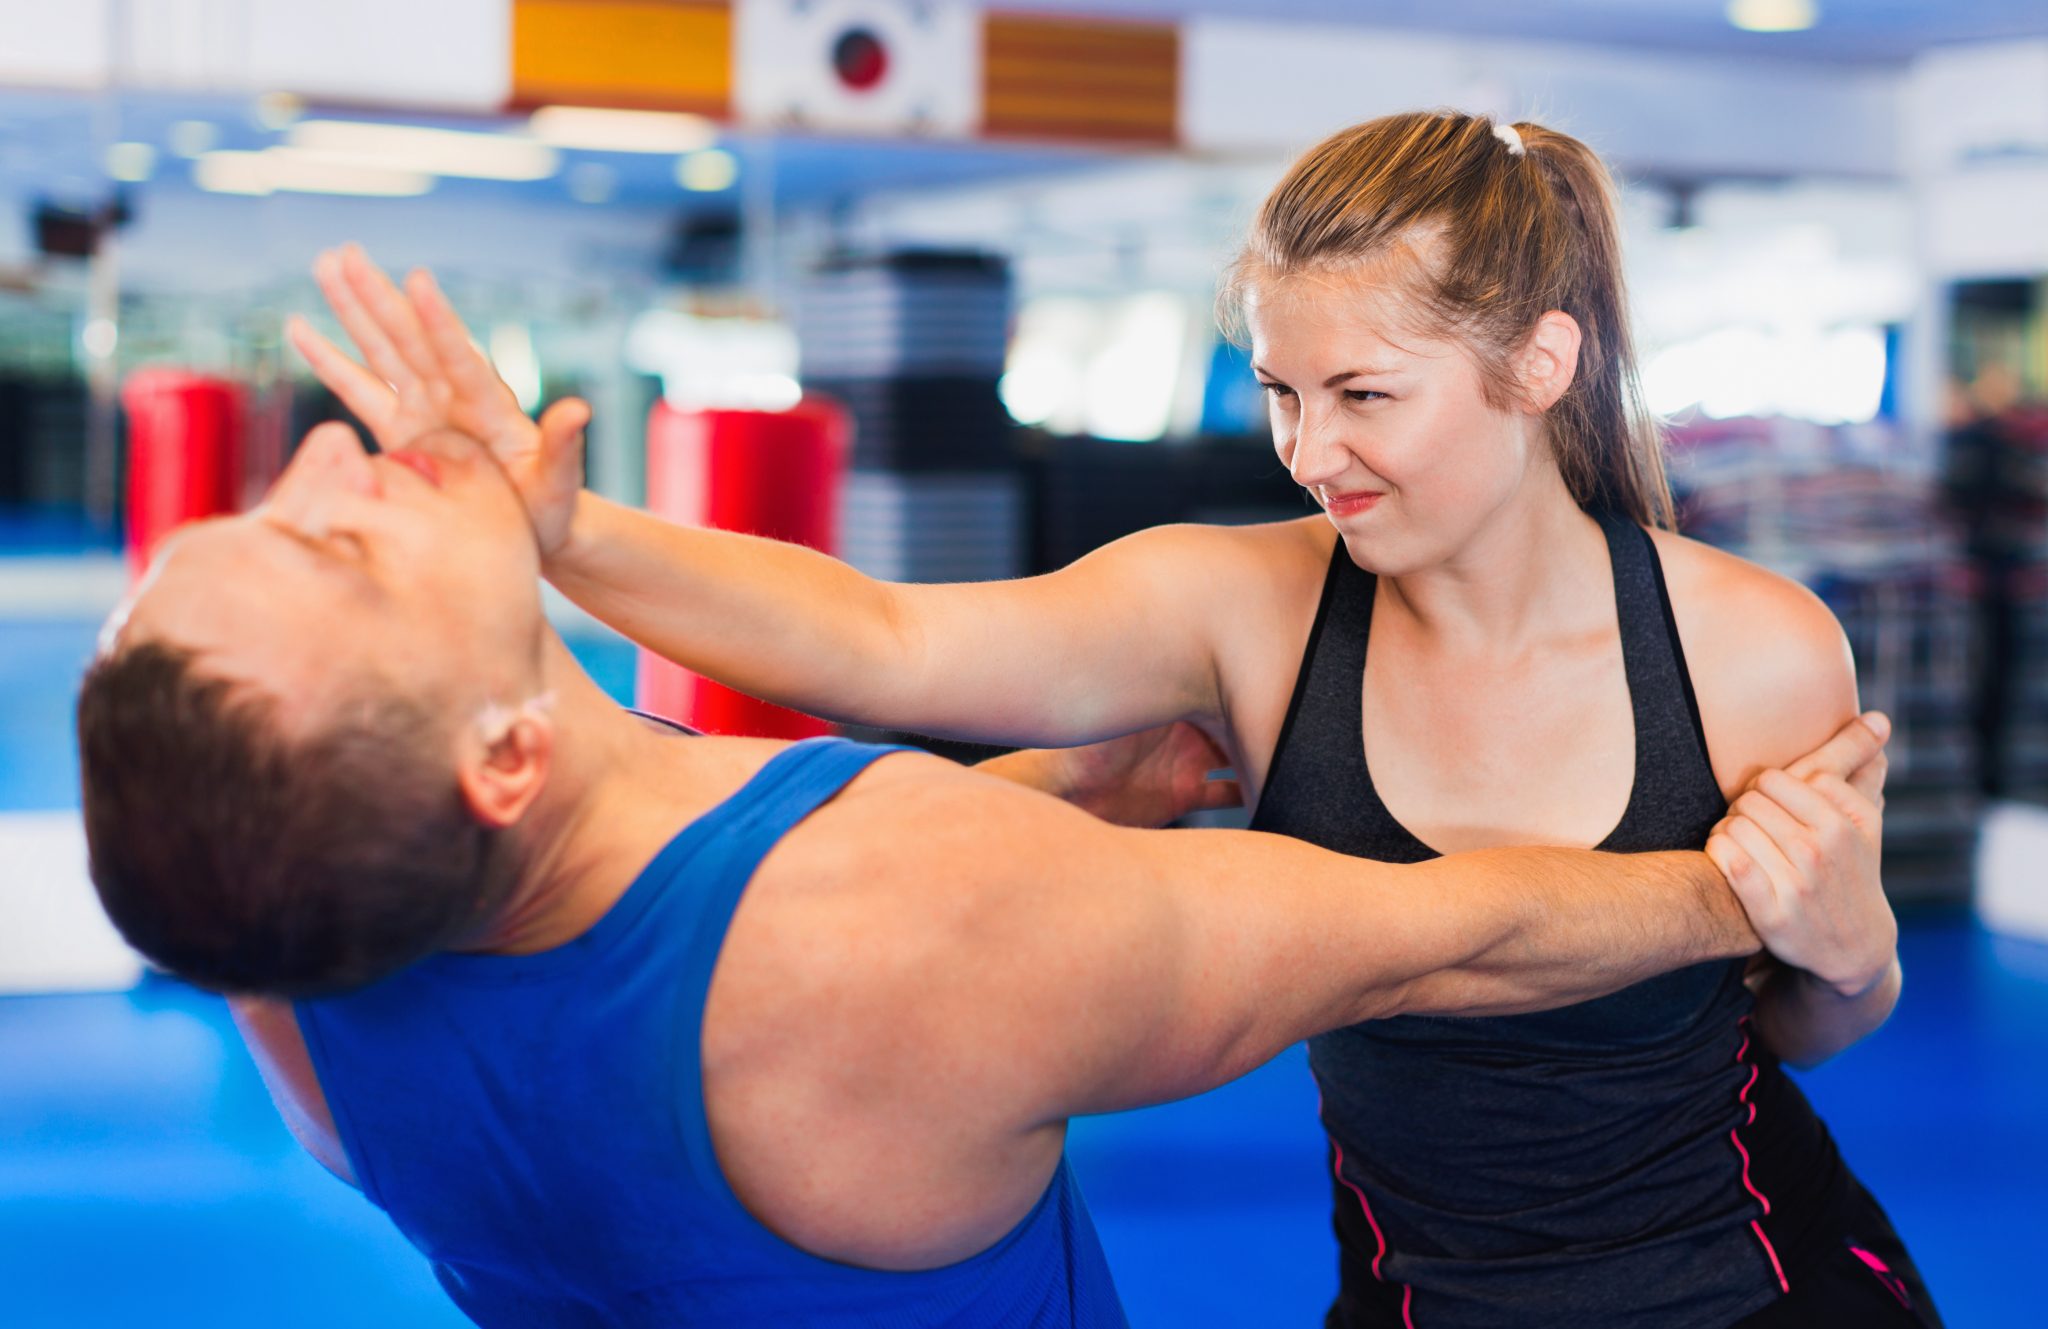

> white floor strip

[
  {"left": 0, "top": 812, "right": 144, "bottom": 994},
  {"left": 1977, "top": 801, "right": 2048, "bottom": 945},
  {"left": 0, "top": 557, "right": 129, "bottom": 620}
]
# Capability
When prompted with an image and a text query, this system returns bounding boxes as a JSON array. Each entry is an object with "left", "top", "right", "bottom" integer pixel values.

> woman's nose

[{"left": 1287, "top": 413, "right": 1352, "bottom": 489}]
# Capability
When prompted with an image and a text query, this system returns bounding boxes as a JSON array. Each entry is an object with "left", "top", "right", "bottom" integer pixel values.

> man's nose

[{"left": 268, "top": 423, "right": 380, "bottom": 526}]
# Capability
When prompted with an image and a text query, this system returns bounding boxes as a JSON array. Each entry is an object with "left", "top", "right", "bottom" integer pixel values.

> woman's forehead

[{"left": 1247, "top": 291, "right": 1451, "bottom": 373}]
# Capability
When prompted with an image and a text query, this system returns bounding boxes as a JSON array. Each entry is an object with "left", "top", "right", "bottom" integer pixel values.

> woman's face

[{"left": 1247, "top": 273, "right": 1546, "bottom": 576}]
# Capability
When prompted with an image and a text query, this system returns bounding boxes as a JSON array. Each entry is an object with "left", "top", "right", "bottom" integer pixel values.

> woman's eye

[
  {"left": 1259, "top": 382, "right": 1295, "bottom": 398},
  {"left": 1346, "top": 390, "right": 1388, "bottom": 402}
]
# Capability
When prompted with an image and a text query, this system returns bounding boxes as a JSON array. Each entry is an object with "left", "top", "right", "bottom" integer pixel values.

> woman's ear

[
  {"left": 455, "top": 707, "right": 554, "bottom": 830},
  {"left": 1517, "top": 310, "right": 1583, "bottom": 412}
]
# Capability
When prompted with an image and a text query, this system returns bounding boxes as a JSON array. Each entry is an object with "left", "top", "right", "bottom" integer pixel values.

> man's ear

[
  {"left": 1517, "top": 310, "right": 1583, "bottom": 412},
  {"left": 455, "top": 710, "right": 554, "bottom": 830}
]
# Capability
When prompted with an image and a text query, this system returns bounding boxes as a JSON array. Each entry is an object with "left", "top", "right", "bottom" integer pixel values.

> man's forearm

[
  {"left": 974, "top": 747, "right": 1069, "bottom": 798},
  {"left": 1386, "top": 848, "right": 1761, "bottom": 1019}
]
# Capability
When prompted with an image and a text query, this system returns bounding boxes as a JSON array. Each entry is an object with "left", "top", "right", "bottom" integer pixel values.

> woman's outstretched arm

[
  {"left": 293, "top": 243, "right": 1299, "bottom": 751},
  {"left": 547, "top": 494, "right": 1266, "bottom": 746}
]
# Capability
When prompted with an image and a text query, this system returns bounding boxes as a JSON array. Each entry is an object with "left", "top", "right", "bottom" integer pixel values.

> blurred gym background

[{"left": 1, "top": 1, "right": 2045, "bottom": 1324}]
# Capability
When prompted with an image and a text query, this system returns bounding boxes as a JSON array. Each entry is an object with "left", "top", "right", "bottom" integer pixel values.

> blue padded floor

[
  {"left": 0, "top": 921, "right": 2040, "bottom": 1327},
  {"left": 4, "top": 616, "right": 2043, "bottom": 1326}
]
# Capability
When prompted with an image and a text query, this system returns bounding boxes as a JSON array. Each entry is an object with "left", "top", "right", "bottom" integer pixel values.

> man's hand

[
  {"left": 979, "top": 721, "right": 1243, "bottom": 828},
  {"left": 1706, "top": 711, "right": 1895, "bottom": 999},
  {"left": 287, "top": 244, "right": 589, "bottom": 555}
]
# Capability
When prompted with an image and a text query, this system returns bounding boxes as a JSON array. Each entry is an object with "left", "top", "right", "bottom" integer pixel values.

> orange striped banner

[
  {"left": 981, "top": 13, "right": 1179, "bottom": 145},
  {"left": 511, "top": 0, "right": 732, "bottom": 115}
]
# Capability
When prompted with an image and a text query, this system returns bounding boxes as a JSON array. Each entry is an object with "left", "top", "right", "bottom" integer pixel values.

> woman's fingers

[
  {"left": 314, "top": 249, "right": 416, "bottom": 395},
  {"left": 406, "top": 268, "right": 521, "bottom": 419},
  {"left": 1749, "top": 769, "right": 1838, "bottom": 834},
  {"left": 1803, "top": 771, "right": 1881, "bottom": 835},
  {"left": 338, "top": 244, "right": 444, "bottom": 389},
  {"left": 1724, "top": 816, "right": 1801, "bottom": 913},
  {"left": 286, "top": 316, "right": 398, "bottom": 438},
  {"left": 537, "top": 397, "right": 591, "bottom": 463},
  {"left": 1197, "top": 778, "right": 1245, "bottom": 812},
  {"left": 1706, "top": 830, "right": 1777, "bottom": 931},
  {"left": 1784, "top": 711, "right": 1889, "bottom": 783},
  {"left": 1845, "top": 749, "right": 1887, "bottom": 810}
]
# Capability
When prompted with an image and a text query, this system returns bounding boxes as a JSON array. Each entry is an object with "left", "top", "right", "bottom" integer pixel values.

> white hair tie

[{"left": 1493, "top": 122, "right": 1526, "bottom": 157}]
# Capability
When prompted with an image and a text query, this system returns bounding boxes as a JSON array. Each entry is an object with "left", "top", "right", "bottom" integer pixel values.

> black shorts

[
  {"left": 1732, "top": 1178, "right": 1943, "bottom": 1329},
  {"left": 1324, "top": 1173, "right": 1943, "bottom": 1328}
]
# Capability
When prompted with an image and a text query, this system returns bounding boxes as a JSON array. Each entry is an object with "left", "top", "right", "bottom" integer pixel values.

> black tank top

[{"left": 1251, "top": 510, "right": 1849, "bottom": 1329}]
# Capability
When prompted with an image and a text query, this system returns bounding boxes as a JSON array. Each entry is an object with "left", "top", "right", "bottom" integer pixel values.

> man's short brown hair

[{"left": 76, "top": 640, "right": 516, "bottom": 996}]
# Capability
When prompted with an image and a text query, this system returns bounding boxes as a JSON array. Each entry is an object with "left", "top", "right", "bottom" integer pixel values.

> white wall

[
  {"left": 1180, "top": 20, "right": 1900, "bottom": 180},
  {"left": 0, "top": 0, "right": 509, "bottom": 108}
]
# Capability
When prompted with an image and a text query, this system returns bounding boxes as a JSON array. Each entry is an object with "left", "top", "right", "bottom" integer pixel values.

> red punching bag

[
  {"left": 637, "top": 397, "right": 852, "bottom": 738},
  {"left": 121, "top": 370, "right": 246, "bottom": 579}
]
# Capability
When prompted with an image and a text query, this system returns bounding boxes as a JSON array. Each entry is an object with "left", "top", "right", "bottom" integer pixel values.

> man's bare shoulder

[
  {"left": 701, "top": 751, "right": 1096, "bottom": 1268},
  {"left": 1646, "top": 528, "right": 1858, "bottom": 789},
  {"left": 733, "top": 751, "right": 1110, "bottom": 971}
]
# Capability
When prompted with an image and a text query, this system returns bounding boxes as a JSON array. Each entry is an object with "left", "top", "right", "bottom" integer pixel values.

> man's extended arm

[{"left": 802, "top": 715, "right": 1883, "bottom": 1154}]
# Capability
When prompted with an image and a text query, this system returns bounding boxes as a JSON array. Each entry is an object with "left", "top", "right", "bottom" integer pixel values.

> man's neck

[{"left": 457, "top": 633, "right": 720, "bottom": 956}]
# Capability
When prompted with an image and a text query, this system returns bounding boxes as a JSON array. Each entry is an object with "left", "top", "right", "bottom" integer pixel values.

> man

[{"left": 77, "top": 411, "right": 1890, "bottom": 1326}]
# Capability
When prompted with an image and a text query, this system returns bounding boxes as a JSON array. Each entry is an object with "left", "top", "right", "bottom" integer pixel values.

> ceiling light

[
  {"left": 288, "top": 120, "right": 559, "bottom": 181},
  {"left": 105, "top": 142, "right": 157, "bottom": 183},
  {"left": 529, "top": 106, "right": 718, "bottom": 154},
  {"left": 193, "top": 151, "right": 272, "bottom": 195},
  {"left": 1727, "top": 0, "right": 1819, "bottom": 33},
  {"left": 194, "top": 149, "right": 435, "bottom": 198},
  {"left": 676, "top": 148, "right": 738, "bottom": 192}
]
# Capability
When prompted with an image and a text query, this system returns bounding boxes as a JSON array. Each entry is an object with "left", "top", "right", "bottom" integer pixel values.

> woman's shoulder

[
  {"left": 1114, "top": 512, "right": 1330, "bottom": 563},
  {"left": 1092, "top": 514, "right": 1332, "bottom": 609},
  {"left": 1644, "top": 528, "right": 1846, "bottom": 652},
  {"left": 1644, "top": 527, "right": 1858, "bottom": 792}
]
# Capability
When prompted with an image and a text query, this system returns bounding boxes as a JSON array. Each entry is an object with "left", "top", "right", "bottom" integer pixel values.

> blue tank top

[{"left": 295, "top": 737, "right": 1127, "bottom": 1328}]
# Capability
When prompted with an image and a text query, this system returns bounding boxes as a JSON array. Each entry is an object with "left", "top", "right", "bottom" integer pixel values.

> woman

[{"left": 293, "top": 111, "right": 1934, "bottom": 1328}]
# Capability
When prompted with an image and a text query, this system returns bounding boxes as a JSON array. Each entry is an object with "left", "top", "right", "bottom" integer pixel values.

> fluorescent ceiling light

[
  {"left": 193, "top": 151, "right": 272, "bottom": 195},
  {"left": 1727, "top": 0, "right": 1819, "bottom": 33},
  {"left": 529, "top": 106, "right": 718, "bottom": 154},
  {"left": 676, "top": 148, "right": 738, "bottom": 192},
  {"left": 194, "top": 149, "right": 434, "bottom": 198},
  {"left": 288, "top": 120, "right": 559, "bottom": 181}
]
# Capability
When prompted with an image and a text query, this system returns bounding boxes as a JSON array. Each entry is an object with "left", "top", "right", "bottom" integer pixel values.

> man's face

[{"left": 121, "top": 425, "right": 546, "bottom": 727}]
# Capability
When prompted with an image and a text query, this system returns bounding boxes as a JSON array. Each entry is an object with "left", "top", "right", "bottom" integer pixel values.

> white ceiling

[{"left": 1017, "top": 0, "right": 2048, "bottom": 65}]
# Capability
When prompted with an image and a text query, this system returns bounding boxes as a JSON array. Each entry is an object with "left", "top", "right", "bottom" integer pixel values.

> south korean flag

[{"left": 735, "top": 0, "right": 980, "bottom": 138}]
